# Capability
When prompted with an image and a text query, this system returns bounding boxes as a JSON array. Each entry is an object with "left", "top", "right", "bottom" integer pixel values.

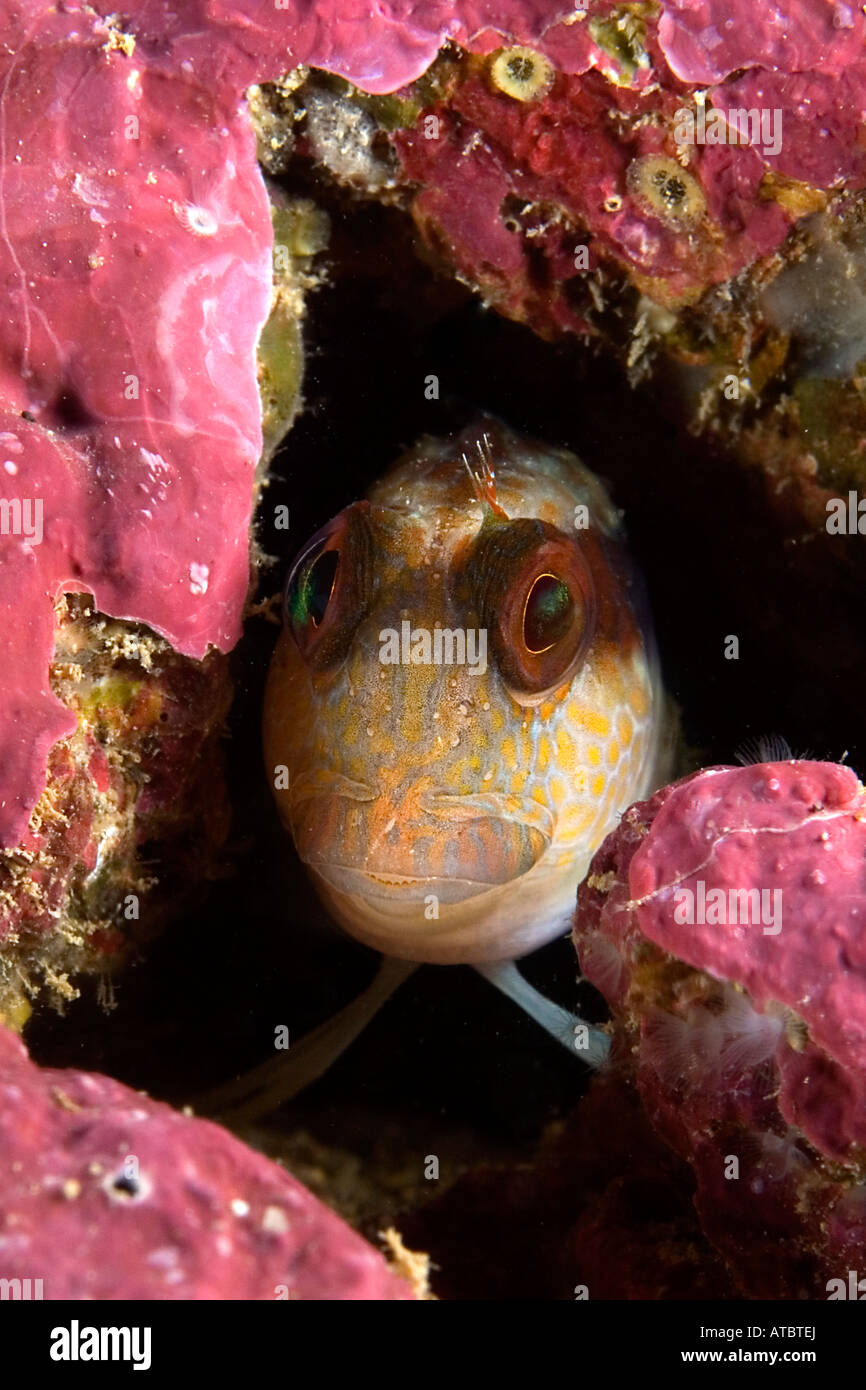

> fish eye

[
  {"left": 464, "top": 518, "right": 595, "bottom": 702},
  {"left": 288, "top": 542, "right": 339, "bottom": 633},
  {"left": 522, "top": 573, "right": 574, "bottom": 654},
  {"left": 283, "top": 503, "right": 373, "bottom": 667}
]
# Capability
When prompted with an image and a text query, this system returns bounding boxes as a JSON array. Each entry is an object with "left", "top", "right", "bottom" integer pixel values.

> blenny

[{"left": 210, "top": 421, "right": 668, "bottom": 1116}]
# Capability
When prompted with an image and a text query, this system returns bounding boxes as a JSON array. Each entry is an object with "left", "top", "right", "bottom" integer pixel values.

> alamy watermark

[
  {"left": 0, "top": 497, "right": 42, "bottom": 544},
  {"left": 49, "top": 1321, "right": 151, "bottom": 1370},
  {"left": 826, "top": 492, "right": 866, "bottom": 534},
  {"left": 827, "top": 1270, "right": 866, "bottom": 1299},
  {"left": 673, "top": 880, "right": 782, "bottom": 936},
  {"left": 674, "top": 104, "right": 783, "bottom": 159},
  {"left": 379, "top": 621, "right": 487, "bottom": 675},
  {"left": 0, "top": 1276, "right": 43, "bottom": 1299}
]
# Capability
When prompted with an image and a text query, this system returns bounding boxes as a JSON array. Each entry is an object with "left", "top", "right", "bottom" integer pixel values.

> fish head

[{"left": 264, "top": 421, "right": 665, "bottom": 963}]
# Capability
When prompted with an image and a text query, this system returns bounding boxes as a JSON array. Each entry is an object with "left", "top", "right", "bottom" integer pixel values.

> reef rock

[
  {"left": 252, "top": 4, "right": 866, "bottom": 552},
  {"left": 574, "top": 759, "right": 866, "bottom": 1299},
  {"left": 0, "top": 4, "right": 326, "bottom": 1016},
  {"left": 0, "top": 1024, "right": 411, "bottom": 1300}
]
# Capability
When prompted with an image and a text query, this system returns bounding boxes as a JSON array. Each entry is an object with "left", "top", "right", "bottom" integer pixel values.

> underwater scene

[{"left": 1, "top": 0, "right": 866, "bottom": 1340}]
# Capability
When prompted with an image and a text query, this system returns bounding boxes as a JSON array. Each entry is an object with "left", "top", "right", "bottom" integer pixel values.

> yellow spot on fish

[
  {"left": 563, "top": 805, "right": 595, "bottom": 834},
  {"left": 576, "top": 708, "right": 610, "bottom": 737},
  {"left": 501, "top": 735, "right": 518, "bottom": 771},
  {"left": 555, "top": 727, "right": 576, "bottom": 772},
  {"left": 591, "top": 773, "right": 606, "bottom": 798},
  {"left": 587, "top": 744, "right": 601, "bottom": 767},
  {"left": 608, "top": 741, "right": 620, "bottom": 766}
]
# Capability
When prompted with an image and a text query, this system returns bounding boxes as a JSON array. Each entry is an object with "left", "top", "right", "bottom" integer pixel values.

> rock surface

[
  {"left": 573, "top": 760, "right": 866, "bottom": 1298},
  {"left": 2, "top": 0, "right": 680, "bottom": 852},
  {"left": 0, "top": 1024, "right": 411, "bottom": 1300}
]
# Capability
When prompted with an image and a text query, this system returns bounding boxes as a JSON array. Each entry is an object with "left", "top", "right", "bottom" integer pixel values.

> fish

[{"left": 263, "top": 419, "right": 668, "bottom": 967}]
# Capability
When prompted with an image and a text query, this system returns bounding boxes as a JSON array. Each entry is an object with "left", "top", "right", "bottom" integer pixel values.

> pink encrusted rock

[
  {"left": 658, "top": 0, "right": 866, "bottom": 187},
  {"left": 0, "top": 0, "right": 735, "bottom": 851},
  {"left": 658, "top": 0, "right": 866, "bottom": 87},
  {"left": 392, "top": 66, "right": 792, "bottom": 325},
  {"left": 710, "top": 66, "right": 866, "bottom": 187},
  {"left": 76, "top": 0, "right": 599, "bottom": 96},
  {"left": 5, "top": 0, "right": 863, "bottom": 850},
  {"left": 0, "top": 0, "right": 617, "bottom": 1001},
  {"left": 0, "top": 4, "right": 274, "bottom": 848},
  {"left": 573, "top": 761, "right": 866, "bottom": 1298},
  {"left": 7, "top": 1, "right": 866, "bottom": 852},
  {"left": 383, "top": 0, "right": 866, "bottom": 340},
  {"left": 0, "top": 1025, "right": 411, "bottom": 1299}
]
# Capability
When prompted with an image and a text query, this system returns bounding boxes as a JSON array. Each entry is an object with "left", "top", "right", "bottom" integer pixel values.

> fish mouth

[
  {"left": 308, "top": 863, "right": 505, "bottom": 905},
  {"left": 293, "top": 788, "right": 555, "bottom": 900},
  {"left": 293, "top": 789, "right": 570, "bottom": 964}
]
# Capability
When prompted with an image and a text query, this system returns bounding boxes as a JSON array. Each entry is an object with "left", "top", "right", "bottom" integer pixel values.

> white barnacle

[{"left": 172, "top": 201, "right": 219, "bottom": 237}]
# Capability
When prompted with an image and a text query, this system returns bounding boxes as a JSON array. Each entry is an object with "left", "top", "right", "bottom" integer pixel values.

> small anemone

[
  {"left": 643, "top": 987, "right": 783, "bottom": 1092},
  {"left": 489, "top": 47, "right": 555, "bottom": 103},
  {"left": 581, "top": 933, "right": 627, "bottom": 1001},
  {"left": 717, "top": 990, "right": 784, "bottom": 1076},
  {"left": 626, "top": 155, "right": 706, "bottom": 228},
  {"left": 735, "top": 733, "right": 794, "bottom": 765}
]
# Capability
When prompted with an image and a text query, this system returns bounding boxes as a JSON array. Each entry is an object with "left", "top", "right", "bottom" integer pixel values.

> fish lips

[
  {"left": 307, "top": 864, "right": 500, "bottom": 905},
  {"left": 295, "top": 790, "right": 553, "bottom": 901}
]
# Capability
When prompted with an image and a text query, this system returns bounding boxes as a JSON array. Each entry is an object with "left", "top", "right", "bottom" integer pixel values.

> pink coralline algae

[
  {"left": 0, "top": 596, "right": 235, "bottom": 1025},
  {"left": 0, "top": 5, "right": 274, "bottom": 847},
  {"left": 658, "top": 0, "right": 866, "bottom": 86},
  {"left": 393, "top": 67, "right": 792, "bottom": 327},
  {"left": 0, "top": 0, "right": 557, "bottom": 849},
  {"left": 76, "top": 0, "right": 600, "bottom": 95},
  {"left": 654, "top": 0, "right": 866, "bottom": 188},
  {"left": 658, "top": 2, "right": 866, "bottom": 185},
  {"left": 0, "top": 1024, "right": 411, "bottom": 1299},
  {"left": 574, "top": 761, "right": 866, "bottom": 1298},
  {"left": 4, "top": 3, "right": 864, "bottom": 850},
  {"left": 385, "top": 0, "right": 866, "bottom": 336}
]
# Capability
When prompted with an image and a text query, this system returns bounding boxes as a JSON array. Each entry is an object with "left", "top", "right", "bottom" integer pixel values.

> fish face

[{"left": 264, "top": 421, "right": 665, "bottom": 963}]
